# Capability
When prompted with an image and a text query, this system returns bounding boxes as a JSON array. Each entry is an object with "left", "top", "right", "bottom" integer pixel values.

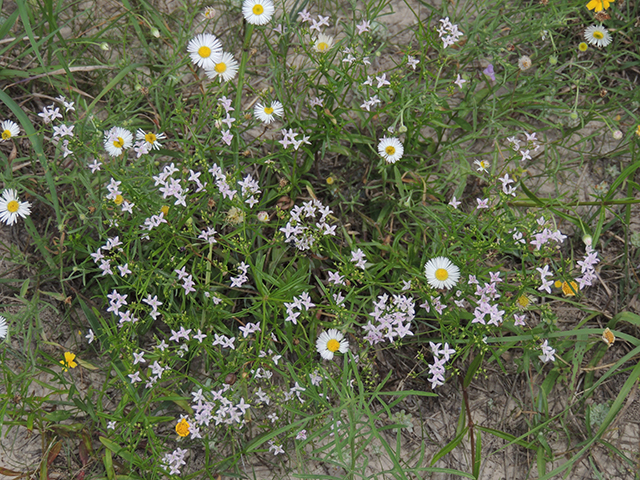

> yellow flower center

[
  {"left": 517, "top": 295, "right": 530, "bottom": 308},
  {"left": 2, "top": 129, "right": 11, "bottom": 140},
  {"left": 175, "top": 418, "right": 190, "bottom": 437},
  {"left": 593, "top": 31, "right": 604, "bottom": 39},
  {"left": 113, "top": 137, "right": 125, "bottom": 149},
  {"left": 114, "top": 194, "right": 124, "bottom": 205},
  {"left": 6, "top": 200, "right": 19, "bottom": 213},
  {"left": 198, "top": 45, "right": 211, "bottom": 58},
  {"left": 144, "top": 133, "right": 156, "bottom": 143},
  {"left": 215, "top": 62, "right": 227, "bottom": 73},
  {"left": 252, "top": 4, "right": 264, "bottom": 15},
  {"left": 579, "top": 43, "right": 588, "bottom": 52},
  {"left": 161, "top": 205, "right": 170, "bottom": 216},
  {"left": 435, "top": 268, "right": 449, "bottom": 281},
  {"left": 317, "top": 42, "right": 328, "bottom": 52},
  {"left": 327, "top": 338, "right": 340, "bottom": 352},
  {"left": 385, "top": 146, "right": 396, "bottom": 155}
]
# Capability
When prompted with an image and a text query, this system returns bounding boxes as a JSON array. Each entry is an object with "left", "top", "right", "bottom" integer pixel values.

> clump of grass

[{"left": 1, "top": 0, "right": 639, "bottom": 478}]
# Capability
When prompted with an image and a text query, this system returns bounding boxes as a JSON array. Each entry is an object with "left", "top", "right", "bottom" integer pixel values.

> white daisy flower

[
  {"left": 254, "top": 101, "right": 284, "bottom": 124},
  {"left": 242, "top": 0, "right": 275, "bottom": 25},
  {"left": 204, "top": 52, "right": 239, "bottom": 82},
  {"left": 0, "top": 316, "right": 8, "bottom": 339},
  {"left": 0, "top": 189, "right": 31, "bottom": 226},
  {"left": 584, "top": 25, "right": 612, "bottom": 48},
  {"left": 1, "top": 120, "right": 20, "bottom": 142},
  {"left": 103, "top": 127, "right": 133, "bottom": 157},
  {"left": 316, "top": 329, "right": 349, "bottom": 360},
  {"left": 136, "top": 129, "right": 166, "bottom": 150},
  {"left": 377, "top": 137, "right": 404, "bottom": 164},
  {"left": 424, "top": 257, "right": 460, "bottom": 290},
  {"left": 187, "top": 33, "right": 223, "bottom": 69},
  {"left": 313, "top": 33, "right": 334, "bottom": 53}
]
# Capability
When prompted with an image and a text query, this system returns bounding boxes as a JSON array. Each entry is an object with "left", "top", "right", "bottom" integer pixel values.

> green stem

[{"left": 232, "top": 24, "right": 255, "bottom": 170}]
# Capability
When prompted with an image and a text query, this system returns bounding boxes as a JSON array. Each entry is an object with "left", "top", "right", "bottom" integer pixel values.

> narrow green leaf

[
  {"left": 431, "top": 427, "right": 467, "bottom": 466},
  {"left": 463, "top": 352, "right": 484, "bottom": 388}
]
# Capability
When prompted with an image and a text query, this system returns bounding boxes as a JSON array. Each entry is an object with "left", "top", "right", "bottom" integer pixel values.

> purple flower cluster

[
  {"left": 279, "top": 199, "right": 335, "bottom": 251},
  {"left": 428, "top": 342, "right": 456, "bottom": 389},
  {"left": 576, "top": 246, "right": 600, "bottom": 288},
  {"left": 284, "top": 291, "right": 315, "bottom": 325},
  {"left": 437, "top": 17, "right": 464, "bottom": 48},
  {"left": 363, "top": 293, "right": 415, "bottom": 344},
  {"left": 470, "top": 272, "right": 505, "bottom": 326},
  {"left": 162, "top": 447, "right": 188, "bottom": 475}
]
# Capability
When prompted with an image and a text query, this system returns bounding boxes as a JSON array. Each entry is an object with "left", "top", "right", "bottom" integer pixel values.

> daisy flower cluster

[
  {"left": 362, "top": 293, "right": 415, "bottom": 344},
  {"left": 278, "top": 199, "right": 335, "bottom": 251},
  {"left": 187, "top": 32, "right": 238, "bottom": 82}
]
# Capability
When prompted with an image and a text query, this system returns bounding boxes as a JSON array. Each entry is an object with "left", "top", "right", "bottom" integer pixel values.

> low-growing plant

[{"left": 1, "top": 0, "right": 639, "bottom": 478}]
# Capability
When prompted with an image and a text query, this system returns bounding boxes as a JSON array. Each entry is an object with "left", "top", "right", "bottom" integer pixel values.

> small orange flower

[
  {"left": 175, "top": 418, "right": 190, "bottom": 437},
  {"left": 555, "top": 280, "right": 579, "bottom": 296},
  {"left": 60, "top": 352, "right": 78, "bottom": 372},
  {"left": 561, "top": 280, "right": 579, "bottom": 296},
  {"left": 602, "top": 328, "right": 615, "bottom": 347}
]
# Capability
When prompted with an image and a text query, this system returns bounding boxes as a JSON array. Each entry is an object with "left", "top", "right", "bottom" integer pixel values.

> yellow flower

[
  {"left": 636, "top": 125, "right": 640, "bottom": 137},
  {"left": 555, "top": 280, "right": 579, "bottom": 296},
  {"left": 175, "top": 418, "right": 190, "bottom": 437},
  {"left": 586, "top": 0, "right": 610, "bottom": 12},
  {"left": 60, "top": 352, "right": 78, "bottom": 371},
  {"left": 578, "top": 42, "right": 588, "bottom": 52}
]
